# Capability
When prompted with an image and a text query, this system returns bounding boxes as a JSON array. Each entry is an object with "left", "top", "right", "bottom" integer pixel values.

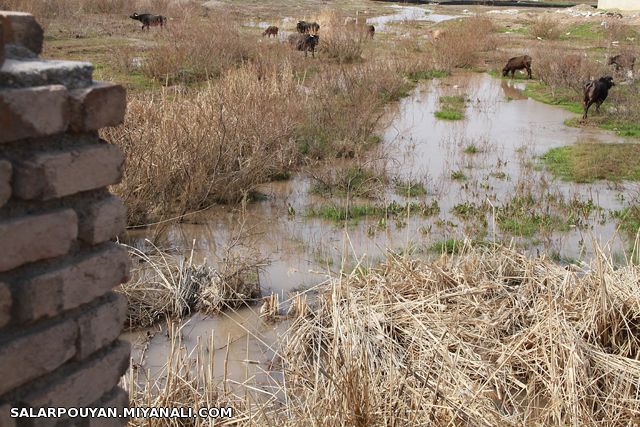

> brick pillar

[{"left": 0, "top": 10, "right": 130, "bottom": 427}]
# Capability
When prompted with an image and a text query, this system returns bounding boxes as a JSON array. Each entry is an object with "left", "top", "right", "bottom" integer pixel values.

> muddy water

[
  {"left": 124, "top": 72, "right": 636, "bottom": 386},
  {"left": 366, "top": 5, "right": 459, "bottom": 30}
]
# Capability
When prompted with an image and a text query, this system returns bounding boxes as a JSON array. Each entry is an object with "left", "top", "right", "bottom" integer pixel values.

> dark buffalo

[
  {"left": 583, "top": 76, "right": 614, "bottom": 119},
  {"left": 502, "top": 55, "right": 532, "bottom": 79},
  {"left": 367, "top": 24, "right": 375, "bottom": 38},
  {"left": 296, "top": 20, "right": 320, "bottom": 34},
  {"left": 607, "top": 53, "right": 636, "bottom": 72},
  {"left": 263, "top": 26, "right": 279, "bottom": 38},
  {"left": 130, "top": 12, "right": 166, "bottom": 31},
  {"left": 289, "top": 33, "right": 319, "bottom": 57}
]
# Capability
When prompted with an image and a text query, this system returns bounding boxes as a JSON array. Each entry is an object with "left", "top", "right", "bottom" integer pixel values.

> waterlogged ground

[{"left": 124, "top": 72, "right": 637, "bottom": 386}]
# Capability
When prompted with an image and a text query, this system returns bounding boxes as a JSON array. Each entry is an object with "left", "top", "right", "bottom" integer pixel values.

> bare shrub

[
  {"left": 141, "top": 16, "right": 255, "bottom": 84},
  {"left": 429, "top": 17, "right": 496, "bottom": 71},
  {"left": 120, "top": 243, "right": 263, "bottom": 329},
  {"left": 534, "top": 48, "right": 608, "bottom": 95},
  {"left": 530, "top": 17, "right": 562, "bottom": 40},
  {"left": 104, "top": 63, "right": 301, "bottom": 225},
  {"left": 316, "top": 10, "right": 367, "bottom": 63}
]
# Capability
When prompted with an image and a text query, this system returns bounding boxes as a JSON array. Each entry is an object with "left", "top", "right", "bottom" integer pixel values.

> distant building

[{"left": 598, "top": 0, "right": 640, "bottom": 10}]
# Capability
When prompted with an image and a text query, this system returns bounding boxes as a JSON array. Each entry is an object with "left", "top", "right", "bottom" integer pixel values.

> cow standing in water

[{"left": 502, "top": 55, "right": 532, "bottom": 79}]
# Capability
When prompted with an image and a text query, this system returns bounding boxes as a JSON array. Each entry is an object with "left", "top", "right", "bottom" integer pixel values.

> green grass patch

[
  {"left": 541, "top": 143, "right": 640, "bottom": 183},
  {"left": 393, "top": 178, "right": 427, "bottom": 197},
  {"left": 307, "top": 200, "right": 440, "bottom": 223},
  {"left": 451, "top": 170, "right": 467, "bottom": 181},
  {"left": 435, "top": 94, "right": 466, "bottom": 121},
  {"left": 612, "top": 206, "right": 640, "bottom": 236},
  {"left": 497, "top": 194, "right": 571, "bottom": 237},
  {"left": 523, "top": 83, "right": 583, "bottom": 114},
  {"left": 407, "top": 70, "right": 449, "bottom": 81},
  {"left": 309, "top": 166, "right": 384, "bottom": 199},
  {"left": 428, "top": 238, "right": 490, "bottom": 254},
  {"left": 561, "top": 22, "right": 604, "bottom": 41},
  {"left": 463, "top": 144, "right": 479, "bottom": 154}
]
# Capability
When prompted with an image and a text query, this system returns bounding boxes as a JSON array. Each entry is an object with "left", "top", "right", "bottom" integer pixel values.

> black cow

[
  {"left": 367, "top": 25, "right": 375, "bottom": 38},
  {"left": 607, "top": 53, "right": 636, "bottom": 72},
  {"left": 289, "top": 33, "right": 319, "bottom": 57},
  {"left": 502, "top": 55, "right": 532, "bottom": 79},
  {"left": 296, "top": 20, "right": 320, "bottom": 34},
  {"left": 130, "top": 12, "right": 166, "bottom": 31},
  {"left": 583, "top": 76, "right": 614, "bottom": 119}
]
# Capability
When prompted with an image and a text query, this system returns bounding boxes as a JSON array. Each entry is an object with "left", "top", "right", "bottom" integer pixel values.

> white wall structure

[{"left": 598, "top": 0, "right": 640, "bottom": 10}]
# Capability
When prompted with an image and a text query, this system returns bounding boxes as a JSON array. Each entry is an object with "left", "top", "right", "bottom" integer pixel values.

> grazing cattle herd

[{"left": 129, "top": 10, "right": 634, "bottom": 121}]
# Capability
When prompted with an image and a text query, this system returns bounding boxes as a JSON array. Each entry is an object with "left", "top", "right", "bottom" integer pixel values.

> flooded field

[{"left": 124, "top": 72, "right": 636, "bottom": 387}]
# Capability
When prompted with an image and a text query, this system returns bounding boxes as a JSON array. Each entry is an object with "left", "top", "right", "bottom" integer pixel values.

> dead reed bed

[
  {"left": 119, "top": 242, "right": 262, "bottom": 329},
  {"left": 128, "top": 244, "right": 640, "bottom": 425}
]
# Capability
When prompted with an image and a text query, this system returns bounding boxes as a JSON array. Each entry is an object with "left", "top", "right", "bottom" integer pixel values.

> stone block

[
  {"left": 15, "top": 244, "right": 131, "bottom": 322},
  {"left": 69, "top": 82, "right": 126, "bottom": 132},
  {"left": 12, "top": 143, "right": 124, "bottom": 200},
  {"left": 0, "top": 85, "right": 68, "bottom": 144},
  {"left": 0, "top": 209, "right": 77, "bottom": 272}
]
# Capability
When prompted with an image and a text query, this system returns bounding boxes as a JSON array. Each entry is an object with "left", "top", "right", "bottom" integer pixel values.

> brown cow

[
  {"left": 367, "top": 25, "right": 375, "bottom": 38},
  {"left": 608, "top": 53, "right": 636, "bottom": 72},
  {"left": 502, "top": 55, "right": 532, "bottom": 79},
  {"left": 262, "top": 26, "right": 279, "bottom": 38}
]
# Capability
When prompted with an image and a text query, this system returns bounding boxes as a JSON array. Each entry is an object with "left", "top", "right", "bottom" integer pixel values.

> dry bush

[
  {"left": 296, "top": 62, "right": 405, "bottom": 160},
  {"left": 104, "top": 62, "right": 301, "bottom": 225},
  {"left": 429, "top": 17, "right": 496, "bottom": 71},
  {"left": 119, "top": 243, "right": 262, "bottom": 329},
  {"left": 316, "top": 10, "right": 367, "bottom": 63},
  {"left": 534, "top": 48, "right": 608, "bottom": 94},
  {"left": 529, "top": 16, "right": 563, "bottom": 40},
  {"left": 280, "top": 244, "right": 640, "bottom": 425},
  {"left": 125, "top": 244, "right": 640, "bottom": 425},
  {"left": 604, "top": 20, "right": 637, "bottom": 43},
  {"left": 141, "top": 16, "right": 255, "bottom": 85}
]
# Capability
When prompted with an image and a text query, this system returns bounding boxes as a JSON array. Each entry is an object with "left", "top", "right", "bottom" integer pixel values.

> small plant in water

[
  {"left": 393, "top": 178, "right": 427, "bottom": 197},
  {"left": 451, "top": 170, "right": 467, "bottom": 181},
  {"left": 463, "top": 144, "right": 479, "bottom": 154},
  {"left": 435, "top": 95, "right": 466, "bottom": 121}
]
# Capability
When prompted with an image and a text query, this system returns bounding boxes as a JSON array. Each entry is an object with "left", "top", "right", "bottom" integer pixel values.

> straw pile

[{"left": 281, "top": 243, "right": 640, "bottom": 426}]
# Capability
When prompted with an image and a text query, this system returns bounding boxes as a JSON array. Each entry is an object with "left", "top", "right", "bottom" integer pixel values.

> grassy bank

[{"left": 541, "top": 143, "right": 640, "bottom": 182}]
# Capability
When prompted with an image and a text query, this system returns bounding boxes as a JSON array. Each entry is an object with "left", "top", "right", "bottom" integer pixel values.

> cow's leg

[
  {"left": 583, "top": 101, "right": 592, "bottom": 119},
  {"left": 527, "top": 65, "right": 532, "bottom": 79},
  {"left": 511, "top": 70, "right": 515, "bottom": 78},
  {"left": 312, "top": 48, "right": 315, "bottom": 58},
  {"left": 595, "top": 101, "right": 602, "bottom": 113}
]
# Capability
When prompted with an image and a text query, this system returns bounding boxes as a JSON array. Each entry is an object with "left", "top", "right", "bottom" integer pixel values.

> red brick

[
  {"left": 87, "top": 387, "right": 129, "bottom": 427},
  {"left": 0, "top": 85, "right": 68, "bottom": 144},
  {"left": 23, "top": 340, "right": 130, "bottom": 409},
  {"left": 0, "top": 160, "right": 11, "bottom": 207},
  {"left": 76, "top": 292, "right": 127, "bottom": 360},
  {"left": 0, "top": 209, "right": 77, "bottom": 272},
  {"left": 12, "top": 143, "right": 124, "bottom": 200},
  {"left": 15, "top": 244, "right": 131, "bottom": 322},
  {"left": 0, "top": 11, "right": 43, "bottom": 55},
  {"left": 69, "top": 82, "right": 126, "bottom": 132},
  {"left": 0, "top": 282, "right": 11, "bottom": 329},
  {"left": 0, "top": 404, "right": 16, "bottom": 427},
  {"left": 0, "top": 319, "right": 77, "bottom": 396},
  {"left": 78, "top": 195, "right": 127, "bottom": 245}
]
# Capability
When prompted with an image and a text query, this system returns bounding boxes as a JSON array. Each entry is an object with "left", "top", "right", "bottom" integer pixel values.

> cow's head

[
  {"left": 600, "top": 76, "right": 615, "bottom": 87},
  {"left": 130, "top": 12, "right": 140, "bottom": 19}
]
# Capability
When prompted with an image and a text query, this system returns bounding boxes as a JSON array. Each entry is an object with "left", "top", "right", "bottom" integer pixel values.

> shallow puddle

[
  {"left": 124, "top": 72, "right": 637, "bottom": 385},
  {"left": 366, "top": 5, "right": 459, "bottom": 30}
]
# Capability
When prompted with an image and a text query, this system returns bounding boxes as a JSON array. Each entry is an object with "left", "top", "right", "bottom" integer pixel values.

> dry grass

[
  {"left": 317, "top": 10, "right": 368, "bottom": 63},
  {"left": 533, "top": 48, "right": 607, "bottom": 95},
  {"left": 529, "top": 17, "right": 563, "bottom": 40},
  {"left": 126, "top": 244, "right": 640, "bottom": 425},
  {"left": 104, "top": 61, "right": 301, "bottom": 225},
  {"left": 428, "top": 17, "right": 496, "bottom": 71},
  {"left": 119, "top": 242, "right": 262, "bottom": 329}
]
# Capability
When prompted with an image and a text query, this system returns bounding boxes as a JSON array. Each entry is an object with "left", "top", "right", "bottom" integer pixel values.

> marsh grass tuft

[{"left": 542, "top": 143, "right": 640, "bottom": 183}]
